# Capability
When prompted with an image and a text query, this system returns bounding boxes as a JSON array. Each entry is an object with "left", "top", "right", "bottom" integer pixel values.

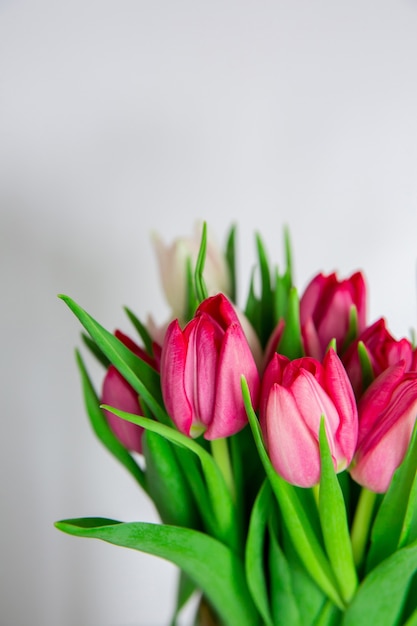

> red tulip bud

[
  {"left": 350, "top": 363, "right": 417, "bottom": 493},
  {"left": 300, "top": 271, "right": 367, "bottom": 360}
]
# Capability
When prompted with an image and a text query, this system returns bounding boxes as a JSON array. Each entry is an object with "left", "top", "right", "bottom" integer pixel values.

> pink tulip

[
  {"left": 300, "top": 271, "right": 367, "bottom": 360},
  {"left": 101, "top": 331, "right": 157, "bottom": 454},
  {"left": 160, "top": 294, "right": 260, "bottom": 440},
  {"left": 260, "top": 349, "right": 358, "bottom": 488},
  {"left": 343, "top": 318, "right": 417, "bottom": 398},
  {"left": 350, "top": 363, "right": 417, "bottom": 492}
]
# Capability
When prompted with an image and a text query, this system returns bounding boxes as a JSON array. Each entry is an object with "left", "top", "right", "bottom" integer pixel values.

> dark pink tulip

[
  {"left": 300, "top": 271, "right": 367, "bottom": 360},
  {"left": 343, "top": 318, "right": 417, "bottom": 398},
  {"left": 350, "top": 363, "right": 417, "bottom": 493},
  {"left": 161, "top": 294, "right": 260, "bottom": 440},
  {"left": 101, "top": 331, "right": 157, "bottom": 454},
  {"left": 260, "top": 349, "right": 358, "bottom": 488}
]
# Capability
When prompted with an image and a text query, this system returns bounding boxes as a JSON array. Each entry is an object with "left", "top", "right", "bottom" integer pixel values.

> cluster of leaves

[{"left": 56, "top": 226, "right": 417, "bottom": 626}]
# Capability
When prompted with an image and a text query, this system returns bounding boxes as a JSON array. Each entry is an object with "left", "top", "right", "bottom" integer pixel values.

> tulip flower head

[
  {"left": 153, "top": 224, "right": 231, "bottom": 322},
  {"left": 350, "top": 363, "right": 417, "bottom": 493},
  {"left": 300, "top": 271, "right": 367, "bottom": 360},
  {"left": 260, "top": 349, "right": 358, "bottom": 488},
  {"left": 343, "top": 318, "right": 417, "bottom": 398},
  {"left": 101, "top": 331, "right": 157, "bottom": 454},
  {"left": 161, "top": 294, "right": 260, "bottom": 440}
]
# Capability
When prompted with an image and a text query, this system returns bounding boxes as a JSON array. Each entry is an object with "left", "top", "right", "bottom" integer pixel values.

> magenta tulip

[
  {"left": 101, "top": 331, "right": 157, "bottom": 454},
  {"left": 300, "top": 271, "right": 367, "bottom": 360},
  {"left": 260, "top": 349, "right": 358, "bottom": 488},
  {"left": 350, "top": 363, "right": 417, "bottom": 492},
  {"left": 160, "top": 294, "right": 260, "bottom": 440},
  {"left": 343, "top": 318, "right": 417, "bottom": 398}
]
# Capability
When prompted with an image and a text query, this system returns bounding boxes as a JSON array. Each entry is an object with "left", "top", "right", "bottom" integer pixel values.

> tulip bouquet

[{"left": 56, "top": 223, "right": 417, "bottom": 626}]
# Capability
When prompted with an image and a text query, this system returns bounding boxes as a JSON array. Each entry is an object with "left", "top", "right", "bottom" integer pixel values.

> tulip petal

[
  {"left": 184, "top": 315, "right": 219, "bottom": 428},
  {"left": 265, "top": 384, "right": 321, "bottom": 487},
  {"left": 205, "top": 323, "right": 259, "bottom": 440},
  {"left": 161, "top": 320, "right": 193, "bottom": 436},
  {"left": 323, "top": 349, "right": 358, "bottom": 466},
  {"left": 102, "top": 366, "right": 143, "bottom": 453}
]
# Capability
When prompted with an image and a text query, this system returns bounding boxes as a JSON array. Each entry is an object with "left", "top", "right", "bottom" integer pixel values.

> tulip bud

[
  {"left": 101, "top": 331, "right": 157, "bottom": 454},
  {"left": 343, "top": 318, "right": 417, "bottom": 398},
  {"left": 260, "top": 349, "right": 358, "bottom": 488},
  {"left": 161, "top": 294, "right": 260, "bottom": 440},
  {"left": 153, "top": 224, "right": 231, "bottom": 322},
  {"left": 300, "top": 271, "right": 367, "bottom": 360},
  {"left": 350, "top": 363, "right": 417, "bottom": 493}
]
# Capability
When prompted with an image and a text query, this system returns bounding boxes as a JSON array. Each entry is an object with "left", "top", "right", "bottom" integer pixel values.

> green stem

[
  {"left": 350, "top": 487, "right": 377, "bottom": 568},
  {"left": 211, "top": 438, "right": 235, "bottom": 502}
]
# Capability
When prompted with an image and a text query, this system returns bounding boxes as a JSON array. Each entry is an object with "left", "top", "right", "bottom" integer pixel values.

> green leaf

[
  {"left": 277, "top": 287, "right": 304, "bottom": 360},
  {"left": 268, "top": 517, "right": 301, "bottom": 626},
  {"left": 75, "top": 351, "right": 146, "bottom": 490},
  {"left": 313, "top": 601, "right": 342, "bottom": 626},
  {"left": 357, "top": 341, "right": 374, "bottom": 392},
  {"left": 81, "top": 332, "right": 111, "bottom": 368},
  {"left": 59, "top": 295, "right": 167, "bottom": 424},
  {"left": 225, "top": 224, "right": 237, "bottom": 303},
  {"left": 404, "top": 608, "right": 417, "bottom": 626},
  {"left": 343, "top": 540, "right": 417, "bottom": 626},
  {"left": 282, "top": 528, "right": 328, "bottom": 626},
  {"left": 185, "top": 257, "right": 199, "bottom": 322},
  {"left": 170, "top": 571, "right": 197, "bottom": 626},
  {"left": 142, "top": 430, "right": 199, "bottom": 528},
  {"left": 245, "top": 481, "right": 274, "bottom": 626},
  {"left": 318, "top": 420, "right": 358, "bottom": 604},
  {"left": 123, "top": 306, "right": 154, "bottom": 356},
  {"left": 283, "top": 226, "right": 293, "bottom": 285},
  {"left": 55, "top": 518, "right": 261, "bottom": 626},
  {"left": 102, "top": 407, "right": 238, "bottom": 551},
  {"left": 194, "top": 221, "right": 208, "bottom": 303},
  {"left": 341, "top": 306, "right": 359, "bottom": 353},
  {"left": 366, "top": 420, "right": 417, "bottom": 572},
  {"left": 241, "top": 377, "right": 344, "bottom": 609}
]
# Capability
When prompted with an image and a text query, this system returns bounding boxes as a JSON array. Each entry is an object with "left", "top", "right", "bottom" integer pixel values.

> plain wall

[{"left": 1, "top": 1, "right": 417, "bottom": 624}]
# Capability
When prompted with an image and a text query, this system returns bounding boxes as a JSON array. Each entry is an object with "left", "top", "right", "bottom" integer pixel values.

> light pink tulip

[
  {"left": 153, "top": 224, "right": 231, "bottom": 321},
  {"left": 260, "top": 349, "right": 358, "bottom": 487},
  {"left": 161, "top": 294, "right": 260, "bottom": 440},
  {"left": 300, "top": 271, "right": 367, "bottom": 360},
  {"left": 350, "top": 363, "right": 417, "bottom": 493},
  {"left": 101, "top": 331, "right": 157, "bottom": 454},
  {"left": 343, "top": 318, "right": 417, "bottom": 398}
]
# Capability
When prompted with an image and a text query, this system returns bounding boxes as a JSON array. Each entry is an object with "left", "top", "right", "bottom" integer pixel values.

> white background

[{"left": 1, "top": 1, "right": 417, "bottom": 625}]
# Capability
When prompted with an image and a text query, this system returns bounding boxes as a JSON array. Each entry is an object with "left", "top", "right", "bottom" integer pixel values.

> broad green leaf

[
  {"left": 318, "top": 420, "right": 358, "bottom": 604},
  {"left": 366, "top": 421, "right": 417, "bottom": 572},
  {"left": 55, "top": 518, "right": 261, "bottom": 626},
  {"left": 404, "top": 608, "right": 417, "bottom": 626},
  {"left": 245, "top": 481, "right": 274, "bottom": 626},
  {"left": 343, "top": 540, "right": 417, "bottom": 626},
  {"left": 123, "top": 306, "right": 154, "bottom": 356},
  {"left": 75, "top": 351, "right": 146, "bottom": 491},
  {"left": 194, "top": 221, "right": 208, "bottom": 303},
  {"left": 225, "top": 224, "right": 237, "bottom": 303},
  {"left": 242, "top": 377, "right": 343, "bottom": 609},
  {"left": 59, "top": 295, "right": 167, "bottom": 423},
  {"left": 268, "top": 517, "right": 301, "bottom": 626},
  {"left": 277, "top": 287, "right": 304, "bottom": 360},
  {"left": 102, "top": 407, "right": 238, "bottom": 551},
  {"left": 400, "top": 474, "right": 417, "bottom": 548},
  {"left": 282, "top": 528, "right": 328, "bottom": 626},
  {"left": 81, "top": 332, "right": 110, "bottom": 368},
  {"left": 143, "top": 430, "right": 199, "bottom": 528},
  {"left": 313, "top": 601, "right": 342, "bottom": 626}
]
